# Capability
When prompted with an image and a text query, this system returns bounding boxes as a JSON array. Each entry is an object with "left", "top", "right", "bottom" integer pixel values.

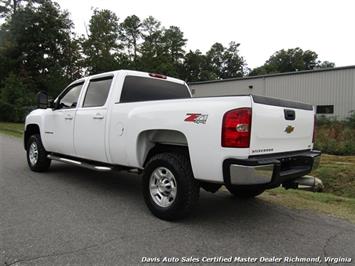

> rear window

[{"left": 120, "top": 76, "right": 190, "bottom": 103}]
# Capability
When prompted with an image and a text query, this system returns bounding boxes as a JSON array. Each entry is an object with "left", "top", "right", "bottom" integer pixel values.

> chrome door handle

[
  {"left": 64, "top": 115, "right": 73, "bottom": 120},
  {"left": 93, "top": 114, "right": 104, "bottom": 120}
]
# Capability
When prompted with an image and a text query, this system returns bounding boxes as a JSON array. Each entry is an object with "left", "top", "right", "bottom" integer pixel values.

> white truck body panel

[
  {"left": 25, "top": 70, "right": 317, "bottom": 184},
  {"left": 250, "top": 102, "right": 314, "bottom": 155}
]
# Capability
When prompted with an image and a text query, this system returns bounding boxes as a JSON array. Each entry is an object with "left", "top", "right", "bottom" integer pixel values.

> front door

[
  {"left": 43, "top": 82, "right": 84, "bottom": 156},
  {"left": 74, "top": 76, "right": 113, "bottom": 163}
]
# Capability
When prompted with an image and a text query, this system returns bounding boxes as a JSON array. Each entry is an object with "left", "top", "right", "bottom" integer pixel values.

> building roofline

[{"left": 188, "top": 65, "right": 355, "bottom": 85}]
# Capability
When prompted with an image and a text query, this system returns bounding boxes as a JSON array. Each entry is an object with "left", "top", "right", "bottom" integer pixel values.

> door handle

[
  {"left": 93, "top": 113, "right": 104, "bottom": 120},
  {"left": 64, "top": 114, "right": 73, "bottom": 120}
]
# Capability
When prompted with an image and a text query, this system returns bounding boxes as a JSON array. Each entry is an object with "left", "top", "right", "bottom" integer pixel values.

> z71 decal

[{"left": 184, "top": 113, "right": 208, "bottom": 124}]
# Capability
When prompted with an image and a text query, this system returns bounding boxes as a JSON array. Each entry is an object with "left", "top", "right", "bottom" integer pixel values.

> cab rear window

[{"left": 120, "top": 76, "right": 190, "bottom": 103}]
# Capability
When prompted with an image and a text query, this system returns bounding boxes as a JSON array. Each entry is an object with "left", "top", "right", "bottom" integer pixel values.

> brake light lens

[
  {"left": 222, "top": 108, "right": 252, "bottom": 148},
  {"left": 149, "top": 73, "right": 167, "bottom": 79},
  {"left": 312, "top": 113, "right": 316, "bottom": 143}
]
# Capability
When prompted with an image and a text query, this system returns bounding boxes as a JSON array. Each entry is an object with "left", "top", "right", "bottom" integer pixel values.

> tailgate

[{"left": 250, "top": 95, "right": 315, "bottom": 156}]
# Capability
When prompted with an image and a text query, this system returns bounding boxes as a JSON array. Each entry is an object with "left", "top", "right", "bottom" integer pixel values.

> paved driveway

[{"left": 1, "top": 135, "right": 354, "bottom": 265}]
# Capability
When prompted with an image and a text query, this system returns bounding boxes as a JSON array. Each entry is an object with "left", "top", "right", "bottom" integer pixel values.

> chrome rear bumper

[
  {"left": 230, "top": 164, "right": 274, "bottom": 185},
  {"left": 224, "top": 150, "right": 321, "bottom": 187}
]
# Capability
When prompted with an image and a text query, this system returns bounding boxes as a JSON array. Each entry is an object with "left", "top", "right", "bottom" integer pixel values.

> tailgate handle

[{"left": 284, "top": 109, "right": 295, "bottom": 120}]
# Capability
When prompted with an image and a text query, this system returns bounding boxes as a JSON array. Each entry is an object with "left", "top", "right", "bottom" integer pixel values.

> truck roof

[{"left": 69, "top": 70, "right": 186, "bottom": 88}]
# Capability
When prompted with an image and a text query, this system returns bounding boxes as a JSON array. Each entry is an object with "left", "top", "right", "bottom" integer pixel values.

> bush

[
  {"left": 0, "top": 101, "right": 34, "bottom": 122},
  {"left": 316, "top": 115, "right": 337, "bottom": 126},
  {"left": 0, "top": 100, "right": 17, "bottom": 122},
  {"left": 346, "top": 111, "right": 355, "bottom": 129},
  {"left": 315, "top": 115, "right": 355, "bottom": 155}
]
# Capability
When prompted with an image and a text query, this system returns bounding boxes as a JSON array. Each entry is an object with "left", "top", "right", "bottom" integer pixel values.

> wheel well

[
  {"left": 143, "top": 144, "right": 189, "bottom": 167},
  {"left": 136, "top": 129, "right": 189, "bottom": 167},
  {"left": 24, "top": 124, "right": 40, "bottom": 150}
]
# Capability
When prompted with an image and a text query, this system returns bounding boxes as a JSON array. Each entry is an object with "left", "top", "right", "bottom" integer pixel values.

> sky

[{"left": 56, "top": 0, "right": 355, "bottom": 69}]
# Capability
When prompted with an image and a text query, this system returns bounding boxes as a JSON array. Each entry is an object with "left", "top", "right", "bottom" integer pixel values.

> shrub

[
  {"left": 0, "top": 100, "right": 17, "bottom": 122},
  {"left": 315, "top": 115, "right": 355, "bottom": 155},
  {"left": 346, "top": 111, "right": 355, "bottom": 129},
  {"left": 317, "top": 115, "right": 336, "bottom": 126},
  {"left": 0, "top": 101, "right": 34, "bottom": 122}
]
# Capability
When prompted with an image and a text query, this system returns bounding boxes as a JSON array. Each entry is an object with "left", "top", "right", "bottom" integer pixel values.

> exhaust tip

[{"left": 284, "top": 175, "right": 324, "bottom": 192}]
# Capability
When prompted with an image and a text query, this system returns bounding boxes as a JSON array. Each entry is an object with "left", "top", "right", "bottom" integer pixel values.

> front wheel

[
  {"left": 142, "top": 152, "right": 199, "bottom": 220},
  {"left": 26, "top": 134, "right": 51, "bottom": 172},
  {"left": 226, "top": 185, "right": 265, "bottom": 198}
]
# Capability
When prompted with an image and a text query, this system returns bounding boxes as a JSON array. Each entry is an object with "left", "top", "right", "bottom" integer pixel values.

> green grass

[
  {"left": 259, "top": 154, "right": 355, "bottom": 223},
  {"left": 311, "top": 154, "right": 355, "bottom": 198},
  {"left": 0, "top": 122, "right": 24, "bottom": 138},
  {"left": 262, "top": 188, "right": 355, "bottom": 224}
]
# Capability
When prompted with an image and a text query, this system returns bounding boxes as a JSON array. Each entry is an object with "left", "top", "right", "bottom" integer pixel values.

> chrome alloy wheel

[
  {"left": 149, "top": 167, "right": 177, "bottom": 208},
  {"left": 29, "top": 142, "right": 39, "bottom": 166}
]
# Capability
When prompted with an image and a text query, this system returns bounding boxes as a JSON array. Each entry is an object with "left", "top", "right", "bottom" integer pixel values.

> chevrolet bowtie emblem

[{"left": 285, "top": 125, "right": 295, "bottom": 134}]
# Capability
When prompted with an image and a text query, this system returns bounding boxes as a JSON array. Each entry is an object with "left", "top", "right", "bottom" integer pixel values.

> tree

[
  {"left": 0, "top": 72, "right": 34, "bottom": 122},
  {"left": 319, "top": 61, "right": 335, "bottom": 68},
  {"left": 1, "top": 72, "right": 31, "bottom": 106},
  {"left": 249, "top": 47, "right": 335, "bottom": 76},
  {"left": 204, "top": 42, "right": 246, "bottom": 80},
  {"left": 220, "top": 42, "right": 245, "bottom": 79},
  {"left": 139, "top": 20, "right": 188, "bottom": 77},
  {"left": 206, "top": 42, "right": 224, "bottom": 78},
  {"left": 82, "top": 9, "right": 121, "bottom": 74},
  {"left": 62, "top": 37, "right": 84, "bottom": 81},
  {"left": 140, "top": 16, "right": 162, "bottom": 59},
  {"left": 119, "top": 15, "right": 142, "bottom": 65},
  {"left": 0, "top": 0, "right": 82, "bottom": 99},
  {"left": 162, "top": 26, "right": 186, "bottom": 64},
  {"left": 181, "top": 50, "right": 217, "bottom": 82},
  {"left": 1, "top": 0, "right": 22, "bottom": 17},
  {"left": 139, "top": 16, "right": 162, "bottom": 72}
]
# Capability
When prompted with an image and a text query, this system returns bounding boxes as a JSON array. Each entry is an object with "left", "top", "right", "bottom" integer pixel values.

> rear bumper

[{"left": 223, "top": 150, "right": 321, "bottom": 188}]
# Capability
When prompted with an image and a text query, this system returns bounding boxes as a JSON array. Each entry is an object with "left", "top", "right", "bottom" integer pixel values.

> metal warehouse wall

[{"left": 190, "top": 67, "right": 355, "bottom": 119}]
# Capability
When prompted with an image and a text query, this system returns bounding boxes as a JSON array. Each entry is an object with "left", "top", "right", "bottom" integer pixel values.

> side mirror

[
  {"left": 36, "top": 91, "right": 49, "bottom": 109},
  {"left": 48, "top": 98, "right": 55, "bottom": 109}
]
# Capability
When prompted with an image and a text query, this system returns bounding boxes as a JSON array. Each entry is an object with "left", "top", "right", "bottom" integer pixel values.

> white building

[{"left": 189, "top": 66, "right": 355, "bottom": 119}]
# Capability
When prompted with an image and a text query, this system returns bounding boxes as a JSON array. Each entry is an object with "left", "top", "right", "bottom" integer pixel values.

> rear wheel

[
  {"left": 26, "top": 134, "right": 51, "bottom": 172},
  {"left": 226, "top": 185, "right": 265, "bottom": 198},
  {"left": 142, "top": 152, "right": 199, "bottom": 220}
]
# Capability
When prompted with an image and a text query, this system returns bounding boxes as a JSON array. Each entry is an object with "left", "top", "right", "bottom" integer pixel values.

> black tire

[
  {"left": 142, "top": 152, "right": 199, "bottom": 221},
  {"left": 226, "top": 185, "right": 265, "bottom": 199},
  {"left": 26, "top": 134, "right": 51, "bottom": 172}
]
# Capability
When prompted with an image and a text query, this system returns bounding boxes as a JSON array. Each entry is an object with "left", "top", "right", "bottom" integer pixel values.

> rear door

[
  {"left": 74, "top": 76, "right": 113, "bottom": 162},
  {"left": 250, "top": 95, "right": 315, "bottom": 156}
]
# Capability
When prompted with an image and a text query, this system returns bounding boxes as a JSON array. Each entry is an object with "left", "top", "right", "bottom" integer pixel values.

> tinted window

[
  {"left": 120, "top": 76, "right": 190, "bottom": 103},
  {"left": 58, "top": 83, "right": 83, "bottom": 109},
  {"left": 316, "top": 105, "right": 334, "bottom": 114},
  {"left": 83, "top": 77, "right": 113, "bottom": 107}
]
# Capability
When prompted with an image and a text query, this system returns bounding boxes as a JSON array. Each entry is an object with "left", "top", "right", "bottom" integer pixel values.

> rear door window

[
  {"left": 120, "top": 76, "right": 190, "bottom": 103},
  {"left": 83, "top": 77, "right": 113, "bottom": 107}
]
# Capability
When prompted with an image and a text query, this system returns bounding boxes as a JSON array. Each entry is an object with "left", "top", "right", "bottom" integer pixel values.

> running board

[{"left": 47, "top": 154, "right": 113, "bottom": 172}]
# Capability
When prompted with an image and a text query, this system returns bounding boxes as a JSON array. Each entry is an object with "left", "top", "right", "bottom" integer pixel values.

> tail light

[
  {"left": 222, "top": 108, "right": 252, "bottom": 148},
  {"left": 149, "top": 73, "right": 167, "bottom": 79},
  {"left": 312, "top": 113, "right": 316, "bottom": 143}
]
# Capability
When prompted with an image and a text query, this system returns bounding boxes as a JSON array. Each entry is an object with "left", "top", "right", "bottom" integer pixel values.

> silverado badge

[{"left": 284, "top": 125, "right": 295, "bottom": 134}]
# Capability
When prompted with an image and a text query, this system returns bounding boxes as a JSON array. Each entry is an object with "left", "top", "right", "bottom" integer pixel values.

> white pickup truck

[{"left": 24, "top": 70, "right": 320, "bottom": 220}]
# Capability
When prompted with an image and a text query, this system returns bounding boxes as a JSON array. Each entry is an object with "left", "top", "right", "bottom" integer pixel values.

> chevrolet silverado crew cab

[{"left": 24, "top": 70, "right": 320, "bottom": 220}]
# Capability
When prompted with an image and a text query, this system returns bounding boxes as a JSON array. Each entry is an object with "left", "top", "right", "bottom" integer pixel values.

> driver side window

[{"left": 58, "top": 83, "right": 83, "bottom": 109}]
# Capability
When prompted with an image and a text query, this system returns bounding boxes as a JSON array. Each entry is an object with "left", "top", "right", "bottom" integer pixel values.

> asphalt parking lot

[{"left": 1, "top": 134, "right": 355, "bottom": 265}]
